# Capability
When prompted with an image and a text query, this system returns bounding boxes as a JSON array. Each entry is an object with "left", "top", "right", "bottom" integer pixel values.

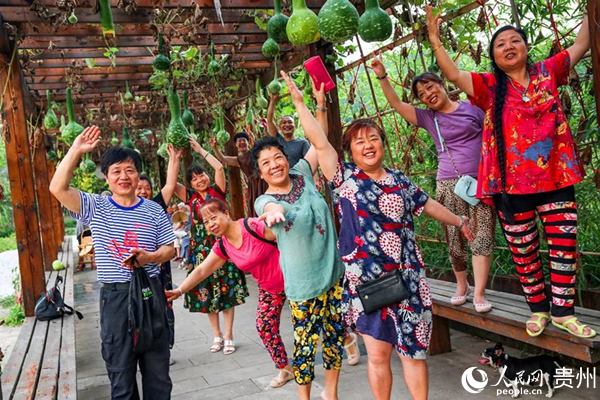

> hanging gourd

[
  {"left": 262, "top": 36, "right": 280, "bottom": 59},
  {"left": 121, "top": 126, "right": 135, "bottom": 149},
  {"left": 110, "top": 131, "right": 119, "bottom": 146},
  {"left": 43, "top": 90, "right": 59, "bottom": 130},
  {"left": 80, "top": 155, "right": 96, "bottom": 174},
  {"left": 97, "top": 0, "right": 115, "bottom": 37},
  {"left": 286, "top": 0, "right": 320, "bottom": 46},
  {"left": 181, "top": 91, "right": 195, "bottom": 128},
  {"left": 157, "top": 142, "right": 168, "bottom": 159},
  {"left": 61, "top": 87, "right": 84, "bottom": 145},
  {"left": 215, "top": 109, "right": 230, "bottom": 146},
  {"left": 68, "top": 10, "right": 78, "bottom": 24},
  {"left": 255, "top": 78, "right": 268, "bottom": 109},
  {"left": 153, "top": 34, "right": 171, "bottom": 71},
  {"left": 123, "top": 81, "right": 134, "bottom": 102},
  {"left": 207, "top": 42, "right": 221, "bottom": 77},
  {"left": 166, "top": 85, "right": 190, "bottom": 149},
  {"left": 59, "top": 115, "right": 66, "bottom": 134},
  {"left": 268, "top": 0, "right": 289, "bottom": 43},
  {"left": 358, "top": 0, "right": 393, "bottom": 42},
  {"left": 267, "top": 61, "right": 282, "bottom": 95},
  {"left": 318, "top": 0, "right": 360, "bottom": 43}
]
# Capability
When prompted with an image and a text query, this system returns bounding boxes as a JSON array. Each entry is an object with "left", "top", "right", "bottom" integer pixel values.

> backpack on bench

[{"left": 35, "top": 275, "right": 83, "bottom": 321}]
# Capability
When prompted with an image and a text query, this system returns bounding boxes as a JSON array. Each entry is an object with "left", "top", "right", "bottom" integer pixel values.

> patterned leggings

[
  {"left": 256, "top": 288, "right": 289, "bottom": 369},
  {"left": 495, "top": 187, "right": 577, "bottom": 317},
  {"left": 289, "top": 282, "right": 345, "bottom": 385}
]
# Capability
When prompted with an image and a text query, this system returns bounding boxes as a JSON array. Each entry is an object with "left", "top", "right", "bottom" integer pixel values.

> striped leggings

[{"left": 495, "top": 187, "right": 577, "bottom": 317}]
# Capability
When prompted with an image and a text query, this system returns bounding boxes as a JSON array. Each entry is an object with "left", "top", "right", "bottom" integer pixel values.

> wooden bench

[
  {"left": 428, "top": 278, "right": 600, "bottom": 364},
  {"left": 1, "top": 237, "right": 77, "bottom": 399}
]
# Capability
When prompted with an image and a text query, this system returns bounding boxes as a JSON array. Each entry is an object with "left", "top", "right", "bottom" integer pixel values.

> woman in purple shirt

[{"left": 372, "top": 57, "right": 496, "bottom": 313}]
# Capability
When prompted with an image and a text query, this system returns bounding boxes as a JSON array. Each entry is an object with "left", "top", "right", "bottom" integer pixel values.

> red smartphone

[
  {"left": 303, "top": 56, "right": 336, "bottom": 93},
  {"left": 122, "top": 253, "right": 137, "bottom": 269}
]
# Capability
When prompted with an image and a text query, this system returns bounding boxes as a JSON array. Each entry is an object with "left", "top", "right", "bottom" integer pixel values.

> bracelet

[
  {"left": 177, "top": 287, "right": 183, "bottom": 297},
  {"left": 317, "top": 106, "right": 327, "bottom": 112},
  {"left": 432, "top": 45, "right": 442, "bottom": 53},
  {"left": 457, "top": 215, "right": 466, "bottom": 229},
  {"left": 375, "top": 73, "right": 388, "bottom": 80}
]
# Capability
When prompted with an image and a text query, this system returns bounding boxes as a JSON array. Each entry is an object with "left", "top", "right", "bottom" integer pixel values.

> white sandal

[
  {"left": 269, "top": 368, "right": 294, "bottom": 388},
  {"left": 223, "top": 339, "right": 236, "bottom": 355},
  {"left": 210, "top": 336, "right": 224, "bottom": 353},
  {"left": 344, "top": 332, "right": 360, "bottom": 366}
]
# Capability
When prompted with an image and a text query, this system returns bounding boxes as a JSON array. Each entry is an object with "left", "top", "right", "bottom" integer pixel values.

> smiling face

[
  {"left": 256, "top": 146, "right": 290, "bottom": 188},
  {"left": 349, "top": 127, "right": 385, "bottom": 172},
  {"left": 200, "top": 207, "right": 231, "bottom": 237},
  {"left": 416, "top": 80, "right": 450, "bottom": 111},
  {"left": 491, "top": 28, "right": 528, "bottom": 73},
  {"left": 235, "top": 137, "right": 249, "bottom": 153},
  {"left": 278, "top": 116, "right": 295, "bottom": 138},
  {"left": 135, "top": 179, "right": 152, "bottom": 199},
  {"left": 105, "top": 159, "right": 139, "bottom": 198},
  {"left": 190, "top": 171, "right": 211, "bottom": 193}
]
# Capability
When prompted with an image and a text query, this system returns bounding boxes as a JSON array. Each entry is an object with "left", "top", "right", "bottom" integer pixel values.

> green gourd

[
  {"left": 318, "top": 0, "right": 360, "bottom": 43},
  {"left": 121, "top": 127, "right": 135, "bottom": 149},
  {"left": 110, "top": 131, "right": 119, "bottom": 146},
  {"left": 246, "top": 98, "right": 255, "bottom": 126},
  {"left": 181, "top": 91, "right": 195, "bottom": 128},
  {"left": 80, "top": 155, "right": 96, "bottom": 174},
  {"left": 255, "top": 78, "right": 268, "bottom": 109},
  {"left": 59, "top": 115, "right": 66, "bottom": 134},
  {"left": 207, "top": 42, "right": 220, "bottom": 77},
  {"left": 153, "top": 34, "right": 171, "bottom": 71},
  {"left": 97, "top": 0, "right": 115, "bottom": 37},
  {"left": 43, "top": 90, "right": 59, "bottom": 130},
  {"left": 61, "top": 88, "right": 84, "bottom": 145},
  {"left": 157, "top": 142, "right": 168, "bottom": 159},
  {"left": 216, "top": 111, "right": 230, "bottom": 146},
  {"left": 267, "top": 62, "right": 282, "bottom": 95},
  {"left": 358, "top": 0, "right": 393, "bottom": 42},
  {"left": 268, "top": 0, "right": 289, "bottom": 43},
  {"left": 261, "top": 37, "right": 280, "bottom": 59},
  {"left": 166, "top": 86, "right": 190, "bottom": 149},
  {"left": 123, "top": 81, "right": 134, "bottom": 102},
  {"left": 68, "top": 10, "right": 78, "bottom": 24},
  {"left": 286, "top": 0, "right": 320, "bottom": 46}
]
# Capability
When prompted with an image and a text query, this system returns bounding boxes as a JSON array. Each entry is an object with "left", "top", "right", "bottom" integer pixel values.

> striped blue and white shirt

[{"left": 70, "top": 192, "right": 175, "bottom": 283}]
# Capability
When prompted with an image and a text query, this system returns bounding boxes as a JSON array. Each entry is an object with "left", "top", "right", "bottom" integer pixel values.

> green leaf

[{"left": 84, "top": 58, "right": 97, "bottom": 68}]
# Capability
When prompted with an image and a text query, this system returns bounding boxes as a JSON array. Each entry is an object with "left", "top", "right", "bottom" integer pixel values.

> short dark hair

[
  {"left": 233, "top": 132, "right": 249, "bottom": 142},
  {"left": 199, "top": 197, "right": 230, "bottom": 215},
  {"left": 100, "top": 147, "right": 142, "bottom": 176},
  {"left": 342, "top": 118, "right": 387, "bottom": 154},
  {"left": 411, "top": 72, "right": 445, "bottom": 99},
  {"left": 138, "top": 174, "right": 153, "bottom": 189},
  {"left": 251, "top": 136, "right": 287, "bottom": 169},
  {"left": 186, "top": 164, "right": 206, "bottom": 184}
]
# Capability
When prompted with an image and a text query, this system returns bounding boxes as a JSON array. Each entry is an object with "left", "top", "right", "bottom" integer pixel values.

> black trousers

[{"left": 100, "top": 278, "right": 172, "bottom": 400}]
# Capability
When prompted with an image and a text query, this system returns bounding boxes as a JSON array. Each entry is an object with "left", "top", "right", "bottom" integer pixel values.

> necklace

[{"left": 509, "top": 76, "right": 530, "bottom": 102}]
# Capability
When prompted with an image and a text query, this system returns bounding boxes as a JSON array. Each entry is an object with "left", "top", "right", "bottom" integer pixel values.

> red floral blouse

[{"left": 469, "top": 50, "right": 583, "bottom": 199}]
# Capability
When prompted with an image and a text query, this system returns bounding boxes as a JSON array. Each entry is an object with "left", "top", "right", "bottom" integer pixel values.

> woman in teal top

[{"left": 253, "top": 128, "right": 344, "bottom": 399}]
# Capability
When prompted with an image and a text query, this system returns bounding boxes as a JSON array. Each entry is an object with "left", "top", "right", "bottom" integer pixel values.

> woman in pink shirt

[{"left": 166, "top": 198, "right": 294, "bottom": 388}]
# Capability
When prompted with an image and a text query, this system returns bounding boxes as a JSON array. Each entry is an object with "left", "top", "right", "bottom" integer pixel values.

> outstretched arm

[
  {"left": 209, "top": 137, "right": 240, "bottom": 168},
  {"left": 49, "top": 126, "right": 101, "bottom": 213},
  {"left": 426, "top": 6, "right": 474, "bottom": 97},
  {"left": 567, "top": 15, "right": 589, "bottom": 68},
  {"left": 280, "top": 71, "right": 338, "bottom": 181},
  {"left": 423, "top": 198, "right": 474, "bottom": 240},
  {"left": 371, "top": 56, "right": 417, "bottom": 125},
  {"left": 160, "top": 144, "right": 183, "bottom": 205},
  {"left": 266, "top": 93, "right": 279, "bottom": 137},
  {"left": 190, "top": 137, "right": 226, "bottom": 192},
  {"left": 165, "top": 251, "right": 226, "bottom": 301}
]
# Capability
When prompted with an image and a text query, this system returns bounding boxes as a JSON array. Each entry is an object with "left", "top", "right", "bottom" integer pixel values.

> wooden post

[
  {"left": 224, "top": 108, "right": 244, "bottom": 220},
  {"left": 588, "top": 0, "right": 600, "bottom": 124},
  {"left": 0, "top": 52, "right": 46, "bottom": 316},
  {"left": 31, "top": 129, "right": 58, "bottom": 270},
  {"left": 47, "top": 159, "right": 65, "bottom": 253},
  {"left": 429, "top": 315, "right": 452, "bottom": 355}
]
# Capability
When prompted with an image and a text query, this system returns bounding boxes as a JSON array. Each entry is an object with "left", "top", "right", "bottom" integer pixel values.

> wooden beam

[
  {"left": 588, "top": 0, "right": 600, "bottom": 127},
  {"left": 46, "top": 159, "right": 63, "bottom": 256},
  {"left": 3, "top": 0, "right": 325, "bottom": 8},
  {"left": 223, "top": 108, "right": 244, "bottom": 219},
  {"left": 0, "top": 53, "right": 46, "bottom": 316}
]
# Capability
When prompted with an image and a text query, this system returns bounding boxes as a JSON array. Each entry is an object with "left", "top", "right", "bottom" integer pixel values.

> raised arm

[
  {"left": 567, "top": 15, "right": 589, "bottom": 68},
  {"left": 209, "top": 137, "right": 240, "bottom": 168},
  {"left": 49, "top": 125, "right": 101, "bottom": 213},
  {"left": 280, "top": 71, "right": 338, "bottom": 181},
  {"left": 266, "top": 93, "right": 279, "bottom": 137},
  {"left": 189, "top": 136, "right": 226, "bottom": 192},
  {"left": 426, "top": 6, "right": 474, "bottom": 97},
  {"left": 160, "top": 144, "right": 183, "bottom": 205},
  {"left": 371, "top": 56, "right": 417, "bottom": 125},
  {"left": 165, "top": 251, "right": 226, "bottom": 301},
  {"left": 313, "top": 80, "right": 329, "bottom": 135}
]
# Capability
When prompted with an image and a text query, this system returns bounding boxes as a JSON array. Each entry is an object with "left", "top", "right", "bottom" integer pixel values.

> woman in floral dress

[
  {"left": 174, "top": 137, "right": 248, "bottom": 355},
  {"left": 279, "top": 72, "right": 473, "bottom": 400}
]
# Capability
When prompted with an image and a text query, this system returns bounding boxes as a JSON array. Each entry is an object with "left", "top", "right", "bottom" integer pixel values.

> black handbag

[
  {"left": 356, "top": 269, "right": 411, "bottom": 314},
  {"left": 128, "top": 267, "right": 166, "bottom": 353},
  {"left": 35, "top": 275, "right": 83, "bottom": 321}
]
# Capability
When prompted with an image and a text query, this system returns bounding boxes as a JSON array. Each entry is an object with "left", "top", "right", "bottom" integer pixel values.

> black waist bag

[
  {"left": 356, "top": 269, "right": 411, "bottom": 314},
  {"left": 35, "top": 275, "right": 83, "bottom": 321},
  {"left": 128, "top": 268, "right": 166, "bottom": 353}
]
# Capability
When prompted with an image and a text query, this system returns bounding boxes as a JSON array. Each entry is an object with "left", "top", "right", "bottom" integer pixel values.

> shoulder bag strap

[
  {"left": 433, "top": 114, "right": 463, "bottom": 178},
  {"left": 243, "top": 218, "right": 277, "bottom": 247}
]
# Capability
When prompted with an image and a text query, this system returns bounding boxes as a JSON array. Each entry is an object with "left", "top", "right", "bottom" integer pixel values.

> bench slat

[
  {"left": 1, "top": 318, "right": 36, "bottom": 399},
  {"left": 58, "top": 244, "right": 77, "bottom": 400}
]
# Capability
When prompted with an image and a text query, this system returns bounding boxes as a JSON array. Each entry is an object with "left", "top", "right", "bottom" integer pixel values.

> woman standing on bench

[{"left": 427, "top": 6, "right": 595, "bottom": 338}]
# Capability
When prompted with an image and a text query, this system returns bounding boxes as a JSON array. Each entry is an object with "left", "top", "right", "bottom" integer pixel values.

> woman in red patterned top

[{"left": 426, "top": 6, "right": 595, "bottom": 338}]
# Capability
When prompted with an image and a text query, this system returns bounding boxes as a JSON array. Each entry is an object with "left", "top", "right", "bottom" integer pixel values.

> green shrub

[
  {"left": 0, "top": 232, "right": 16, "bottom": 252},
  {"left": 3, "top": 303, "right": 24, "bottom": 326},
  {"left": 0, "top": 295, "right": 16, "bottom": 308}
]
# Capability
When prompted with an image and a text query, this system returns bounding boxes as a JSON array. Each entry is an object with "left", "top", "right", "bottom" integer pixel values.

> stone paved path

[{"left": 75, "top": 266, "right": 599, "bottom": 399}]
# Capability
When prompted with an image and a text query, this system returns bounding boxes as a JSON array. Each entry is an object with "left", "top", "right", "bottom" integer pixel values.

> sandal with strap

[
  {"left": 210, "top": 336, "right": 224, "bottom": 353},
  {"left": 223, "top": 339, "right": 236, "bottom": 355},
  {"left": 450, "top": 286, "right": 470, "bottom": 306},
  {"left": 525, "top": 312, "right": 550, "bottom": 337},
  {"left": 551, "top": 317, "right": 597, "bottom": 338},
  {"left": 344, "top": 332, "right": 360, "bottom": 366},
  {"left": 269, "top": 368, "right": 294, "bottom": 388}
]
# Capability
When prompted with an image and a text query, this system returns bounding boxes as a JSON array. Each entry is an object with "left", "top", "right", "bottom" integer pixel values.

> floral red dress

[{"left": 469, "top": 50, "right": 583, "bottom": 199}]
